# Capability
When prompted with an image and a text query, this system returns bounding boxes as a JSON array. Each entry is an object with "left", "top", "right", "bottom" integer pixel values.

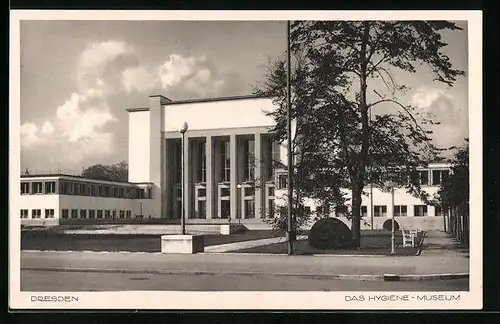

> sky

[{"left": 19, "top": 20, "right": 469, "bottom": 173}]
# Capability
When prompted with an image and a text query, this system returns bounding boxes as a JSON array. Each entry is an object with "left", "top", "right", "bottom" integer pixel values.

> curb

[{"left": 21, "top": 266, "right": 469, "bottom": 282}]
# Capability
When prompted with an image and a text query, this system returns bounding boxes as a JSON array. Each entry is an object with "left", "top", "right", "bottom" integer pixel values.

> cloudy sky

[{"left": 19, "top": 20, "right": 469, "bottom": 172}]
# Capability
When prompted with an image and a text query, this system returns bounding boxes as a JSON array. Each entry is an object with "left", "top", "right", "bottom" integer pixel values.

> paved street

[
  {"left": 21, "top": 269, "right": 469, "bottom": 291},
  {"left": 21, "top": 249, "right": 469, "bottom": 277}
]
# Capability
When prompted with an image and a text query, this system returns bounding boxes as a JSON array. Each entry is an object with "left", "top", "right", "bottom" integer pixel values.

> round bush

[
  {"left": 308, "top": 217, "right": 353, "bottom": 250},
  {"left": 382, "top": 219, "right": 400, "bottom": 231}
]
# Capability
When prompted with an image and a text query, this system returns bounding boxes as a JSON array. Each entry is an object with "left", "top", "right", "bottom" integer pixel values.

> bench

[{"left": 402, "top": 228, "right": 419, "bottom": 247}]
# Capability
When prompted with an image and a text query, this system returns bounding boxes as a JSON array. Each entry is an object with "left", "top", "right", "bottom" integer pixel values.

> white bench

[{"left": 402, "top": 228, "right": 419, "bottom": 247}]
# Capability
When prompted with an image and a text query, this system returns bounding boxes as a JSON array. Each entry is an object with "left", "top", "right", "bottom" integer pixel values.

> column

[
  {"left": 230, "top": 134, "right": 238, "bottom": 220},
  {"left": 206, "top": 136, "right": 214, "bottom": 219},
  {"left": 254, "top": 133, "right": 263, "bottom": 219},
  {"left": 183, "top": 135, "right": 191, "bottom": 219}
]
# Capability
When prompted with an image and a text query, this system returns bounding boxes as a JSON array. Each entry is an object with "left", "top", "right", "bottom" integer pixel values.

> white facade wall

[
  {"left": 128, "top": 110, "right": 151, "bottom": 183},
  {"left": 163, "top": 97, "right": 276, "bottom": 132},
  {"left": 20, "top": 194, "right": 60, "bottom": 226}
]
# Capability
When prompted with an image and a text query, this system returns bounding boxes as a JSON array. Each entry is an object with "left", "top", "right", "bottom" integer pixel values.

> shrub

[
  {"left": 382, "top": 219, "right": 400, "bottom": 231},
  {"left": 264, "top": 203, "right": 312, "bottom": 237},
  {"left": 308, "top": 217, "right": 353, "bottom": 250}
]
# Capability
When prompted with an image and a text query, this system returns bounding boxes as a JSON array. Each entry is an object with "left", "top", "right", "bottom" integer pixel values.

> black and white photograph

[{"left": 9, "top": 10, "right": 482, "bottom": 310}]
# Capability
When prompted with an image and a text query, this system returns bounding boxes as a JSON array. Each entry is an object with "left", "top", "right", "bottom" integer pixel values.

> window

[
  {"left": 419, "top": 171, "right": 429, "bottom": 186},
  {"left": 97, "top": 210, "right": 103, "bottom": 219},
  {"left": 414, "top": 205, "right": 428, "bottom": 217},
  {"left": 87, "top": 184, "right": 92, "bottom": 196},
  {"left": 89, "top": 210, "right": 96, "bottom": 219},
  {"left": 268, "top": 199, "right": 275, "bottom": 218},
  {"left": 244, "top": 200, "right": 255, "bottom": 219},
  {"left": 374, "top": 205, "right": 387, "bottom": 217},
  {"left": 197, "top": 141, "right": 207, "bottom": 183},
  {"left": 267, "top": 138, "right": 280, "bottom": 179},
  {"left": 220, "top": 188, "right": 230, "bottom": 197},
  {"left": 335, "top": 205, "right": 348, "bottom": 217},
  {"left": 317, "top": 204, "right": 330, "bottom": 216},
  {"left": 197, "top": 200, "right": 206, "bottom": 219},
  {"left": 174, "top": 140, "right": 182, "bottom": 184},
  {"left": 80, "top": 209, "right": 87, "bottom": 219},
  {"left": 432, "top": 170, "right": 450, "bottom": 186},
  {"left": 119, "top": 210, "right": 125, "bottom": 219},
  {"left": 32, "top": 209, "right": 41, "bottom": 219},
  {"left": 394, "top": 205, "right": 407, "bottom": 217},
  {"left": 198, "top": 188, "right": 206, "bottom": 198},
  {"left": 268, "top": 187, "right": 275, "bottom": 197},
  {"left": 104, "top": 210, "right": 111, "bottom": 219},
  {"left": 71, "top": 209, "right": 78, "bottom": 219},
  {"left": 112, "top": 210, "right": 117, "bottom": 219},
  {"left": 32, "top": 182, "right": 43, "bottom": 194},
  {"left": 221, "top": 200, "right": 231, "bottom": 219},
  {"left": 435, "top": 206, "right": 443, "bottom": 217},
  {"left": 221, "top": 140, "right": 231, "bottom": 182},
  {"left": 244, "top": 139, "right": 255, "bottom": 181},
  {"left": 44, "top": 181, "right": 56, "bottom": 194},
  {"left": 277, "top": 174, "right": 288, "bottom": 190},
  {"left": 60, "top": 181, "right": 69, "bottom": 194},
  {"left": 61, "top": 209, "right": 69, "bottom": 219},
  {"left": 244, "top": 187, "right": 255, "bottom": 197},
  {"left": 148, "top": 188, "right": 152, "bottom": 199},
  {"left": 21, "top": 182, "right": 30, "bottom": 194},
  {"left": 361, "top": 206, "right": 368, "bottom": 218},
  {"left": 20, "top": 209, "right": 29, "bottom": 219},
  {"left": 126, "top": 210, "right": 131, "bottom": 218},
  {"left": 45, "top": 209, "right": 55, "bottom": 218}
]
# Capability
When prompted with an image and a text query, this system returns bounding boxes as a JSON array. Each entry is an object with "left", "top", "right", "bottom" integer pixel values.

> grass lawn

[
  {"left": 230, "top": 230, "right": 425, "bottom": 256},
  {"left": 21, "top": 229, "right": 281, "bottom": 252}
]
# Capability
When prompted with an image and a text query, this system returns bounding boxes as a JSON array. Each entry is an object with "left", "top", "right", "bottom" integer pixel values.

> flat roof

[
  {"left": 20, "top": 173, "right": 153, "bottom": 186},
  {"left": 126, "top": 94, "right": 268, "bottom": 112}
]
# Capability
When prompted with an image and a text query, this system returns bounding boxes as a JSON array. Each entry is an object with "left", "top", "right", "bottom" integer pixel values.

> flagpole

[{"left": 286, "top": 20, "right": 294, "bottom": 255}]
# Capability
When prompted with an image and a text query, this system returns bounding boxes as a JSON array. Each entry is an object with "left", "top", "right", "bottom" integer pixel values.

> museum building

[{"left": 19, "top": 94, "right": 451, "bottom": 230}]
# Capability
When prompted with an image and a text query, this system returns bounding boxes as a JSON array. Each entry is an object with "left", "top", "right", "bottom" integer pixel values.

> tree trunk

[
  {"left": 351, "top": 181, "right": 363, "bottom": 249},
  {"left": 350, "top": 21, "right": 371, "bottom": 250}
]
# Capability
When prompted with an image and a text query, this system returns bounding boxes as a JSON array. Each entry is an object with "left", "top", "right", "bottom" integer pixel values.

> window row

[
  {"left": 21, "top": 180, "right": 152, "bottom": 199},
  {"left": 179, "top": 138, "right": 280, "bottom": 185},
  {"left": 370, "top": 169, "right": 450, "bottom": 186},
  {"left": 364, "top": 205, "right": 442, "bottom": 217},
  {"left": 20, "top": 209, "right": 54, "bottom": 219},
  {"left": 60, "top": 209, "right": 135, "bottom": 219}
]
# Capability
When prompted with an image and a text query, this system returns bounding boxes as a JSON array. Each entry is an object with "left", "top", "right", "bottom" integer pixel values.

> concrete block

[{"left": 161, "top": 235, "right": 204, "bottom": 254}]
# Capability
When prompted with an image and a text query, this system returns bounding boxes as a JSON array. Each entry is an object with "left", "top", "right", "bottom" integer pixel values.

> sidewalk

[
  {"left": 205, "top": 235, "right": 308, "bottom": 252},
  {"left": 20, "top": 230, "right": 469, "bottom": 280}
]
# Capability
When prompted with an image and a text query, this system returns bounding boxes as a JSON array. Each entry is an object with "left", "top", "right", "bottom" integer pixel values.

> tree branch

[{"left": 367, "top": 97, "right": 429, "bottom": 137}]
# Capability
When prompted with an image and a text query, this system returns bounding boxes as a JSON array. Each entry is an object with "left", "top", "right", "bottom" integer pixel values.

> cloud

[
  {"left": 121, "top": 54, "right": 227, "bottom": 97},
  {"left": 411, "top": 86, "right": 468, "bottom": 150},
  {"left": 22, "top": 41, "right": 245, "bottom": 169},
  {"left": 122, "top": 66, "right": 156, "bottom": 93},
  {"left": 157, "top": 55, "right": 225, "bottom": 97},
  {"left": 21, "top": 41, "right": 129, "bottom": 165}
]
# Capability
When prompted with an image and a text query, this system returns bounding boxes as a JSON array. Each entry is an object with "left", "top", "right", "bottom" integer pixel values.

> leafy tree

[
  {"left": 438, "top": 140, "right": 469, "bottom": 208},
  {"left": 436, "top": 140, "right": 469, "bottom": 241},
  {"left": 256, "top": 21, "right": 465, "bottom": 248},
  {"left": 81, "top": 161, "right": 128, "bottom": 182}
]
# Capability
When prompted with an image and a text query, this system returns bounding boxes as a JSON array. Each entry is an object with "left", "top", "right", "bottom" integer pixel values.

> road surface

[{"left": 21, "top": 269, "right": 469, "bottom": 292}]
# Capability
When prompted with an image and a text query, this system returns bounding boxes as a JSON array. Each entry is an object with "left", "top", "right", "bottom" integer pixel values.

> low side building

[{"left": 20, "top": 174, "right": 154, "bottom": 226}]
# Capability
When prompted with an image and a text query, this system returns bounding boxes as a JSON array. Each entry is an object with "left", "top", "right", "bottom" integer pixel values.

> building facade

[
  {"left": 19, "top": 174, "right": 154, "bottom": 226},
  {"left": 19, "top": 94, "right": 450, "bottom": 230}
]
